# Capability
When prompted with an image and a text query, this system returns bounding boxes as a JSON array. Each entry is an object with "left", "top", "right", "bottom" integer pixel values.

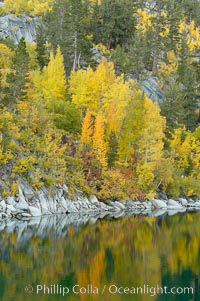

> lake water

[{"left": 0, "top": 212, "right": 200, "bottom": 301}]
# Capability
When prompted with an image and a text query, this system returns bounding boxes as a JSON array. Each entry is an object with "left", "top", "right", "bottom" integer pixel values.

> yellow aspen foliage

[
  {"left": 168, "top": 128, "right": 200, "bottom": 196},
  {"left": 26, "top": 42, "right": 38, "bottom": 70},
  {"left": 69, "top": 58, "right": 117, "bottom": 115},
  {"left": 93, "top": 111, "right": 107, "bottom": 169},
  {"left": 25, "top": 46, "right": 67, "bottom": 121},
  {"left": 93, "top": 43, "right": 111, "bottom": 56},
  {"left": 87, "top": 0, "right": 101, "bottom": 6},
  {"left": 42, "top": 46, "right": 66, "bottom": 105},
  {"left": 136, "top": 9, "right": 153, "bottom": 33},
  {"left": 136, "top": 97, "right": 165, "bottom": 192},
  {"left": 169, "top": 128, "right": 187, "bottom": 170},
  {"left": 81, "top": 109, "right": 93, "bottom": 147},
  {"left": 0, "top": 147, "right": 13, "bottom": 165},
  {"left": 69, "top": 68, "right": 94, "bottom": 112},
  {"left": 26, "top": 70, "right": 44, "bottom": 104},
  {"left": 0, "top": 43, "right": 13, "bottom": 88},
  {"left": 3, "top": 0, "right": 54, "bottom": 15},
  {"left": 159, "top": 50, "right": 178, "bottom": 80},
  {"left": 12, "top": 156, "right": 36, "bottom": 174},
  {"left": 178, "top": 20, "right": 200, "bottom": 53},
  {"left": 0, "top": 44, "right": 13, "bottom": 69},
  {"left": 117, "top": 84, "right": 146, "bottom": 164},
  {"left": 170, "top": 128, "right": 200, "bottom": 174},
  {"left": 102, "top": 78, "right": 129, "bottom": 135},
  {"left": 136, "top": 8, "right": 169, "bottom": 38}
]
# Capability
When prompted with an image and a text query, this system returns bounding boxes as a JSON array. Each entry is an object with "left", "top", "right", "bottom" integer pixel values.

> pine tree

[
  {"left": 35, "top": 26, "right": 49, "bottom": 70},
  {"left": 92, "top": 0, "right": 136, "bottom": 49},
  {"left": 45, "top": 0, "right": 94, "bottom": 74},
  {"left": 161, "top": 39, "right": 198, "bottom": 132},
  {"left": 107, "top": 131, "right": 119, "bottom": 168},
  {"left": 6, "top": 38, "right": 30, "bottom": 104},
  {"left": 1, "top": 119, "right": 11, "bottom": 154}
]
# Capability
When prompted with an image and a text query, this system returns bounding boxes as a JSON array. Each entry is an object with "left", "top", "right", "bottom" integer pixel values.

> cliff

[{"left": 0, "top": 14, "right": 42, "bottom": 44}]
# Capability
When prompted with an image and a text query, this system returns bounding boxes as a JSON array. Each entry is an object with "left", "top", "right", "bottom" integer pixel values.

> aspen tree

[
  {"left": 81, "top": 109, "right": 93, "bottom": 149},
  {"left": 93, "top": 111, "right": 107, "bottom": 169}
]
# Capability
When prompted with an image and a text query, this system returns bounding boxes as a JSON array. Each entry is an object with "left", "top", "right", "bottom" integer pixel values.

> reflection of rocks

[
  {"left": 167, "top": 208, "right": 186, "bottom": 216},
  {"left": 0, "top": 198, "right": 193, "bottom": 246},
  {"left": 150, "top": 208, "right": 167, "bottom": 217},
  {"left": 0, "top": 181, "right": 200, "bottom": 222}
]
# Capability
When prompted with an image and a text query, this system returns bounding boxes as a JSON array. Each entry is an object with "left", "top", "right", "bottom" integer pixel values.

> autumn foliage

[{"left": 0, "top": 0, "right": 199, "bottom": 199}]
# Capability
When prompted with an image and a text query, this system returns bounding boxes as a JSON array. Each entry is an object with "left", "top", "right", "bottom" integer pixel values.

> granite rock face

[
  {"left": 141, "top": 77, "right": 164, "bottom": 103},
  {"left": 0, "top": 14, "right": 43, "bottom": 44},
  {"left": 0, "top": 181, "right": 200, "bottom": 221}
]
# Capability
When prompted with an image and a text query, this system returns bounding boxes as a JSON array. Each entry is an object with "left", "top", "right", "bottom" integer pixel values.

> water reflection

[{"left": 0, "top": 212, "right": 200, "bottom": 301}]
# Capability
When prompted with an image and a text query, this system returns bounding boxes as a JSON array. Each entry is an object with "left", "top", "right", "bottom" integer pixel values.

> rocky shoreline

[{"left": 0, "top": 181, "right": 200, "bottom": 222}]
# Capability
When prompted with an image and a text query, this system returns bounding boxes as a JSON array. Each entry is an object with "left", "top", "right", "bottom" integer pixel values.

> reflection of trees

[{"left": 0, "top": 213, "right": 199, "bottom": 301}]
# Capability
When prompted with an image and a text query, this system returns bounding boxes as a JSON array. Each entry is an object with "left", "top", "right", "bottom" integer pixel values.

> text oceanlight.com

[{"left": 25, "top": 284, "right": 194, "bottom": 296}]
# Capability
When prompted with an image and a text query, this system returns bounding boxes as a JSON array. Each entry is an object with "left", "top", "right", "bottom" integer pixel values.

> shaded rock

[
  {"left": 0, "top": 179, "right": 9, "bottom": 191},
  {"left": 15, "top": 212, "right": 32, "bottom": 219},
  {"left": 0, "top": 14, "right": 43, "bottom": 44},
  {"left": 113, "top": 201, "right": 126, "bottom": 210},
  {"left": 109, "top": 201, "right": 121, "bottom": 211},
  {"left": 126, "top": 200, "right": 135, "bottom": 208},
  {"left": 28, "top": 206, "right": 42, "bottom": 217},
  {"left": 151, "top": 199, "right": 167, "bottom": 209},
  {"left": 134, "top": 201, "right": 145, "bottom": 208},
  {"left": 157, "top": 190, "right": 168, "bottom": 200},
  {"left": 15, "top": 201, "right": 29, "bottom": 211},
  {"left": 89, "top": 195, "right": 99, "bottom": 205},
  {"left": 141, "top": 77, "right": 164, "bottom": 103},
  {"left": 91, "top": 48, "right": 103, "bottom": 63},
  {"left": 178, "top": 198, "right": 188, "bottom": 206},
  {"left": 47, "top": 198, "right": 57, "bottom": 213},
  {"left": 167, "top": 199, "right": 183, "bottom": 210},
  {"left": 6, "top": 196, "right": 17, "bottom": 207},
  {"left": 188, "top": 200, "right": 200, "bottom": 208},
  {"left": 62, "top": 184, "right": 68, "bottom": 193},
  {"left": 6, "top": 204, "right": 16, "bottom": 213},
  {"left": 67, "top": 201, "right": 79, "bottom": 213},
  {"left": 0, "top": 200, "right": 7, "bottom": 209},
  {"left": 1, "top": 212, "right": 8, "bottom": 219},
  {"left": 143, "top": 201, "right": 152, "bottom": 209},
  {"left": 19, "top": 182, "right": 35, "bottom": 201},
  {"left": 59, "top": 196, "right": 69, "bottom": 211},
  {"left": 99, "top": 201, "right": 109, "bottom": 211}
]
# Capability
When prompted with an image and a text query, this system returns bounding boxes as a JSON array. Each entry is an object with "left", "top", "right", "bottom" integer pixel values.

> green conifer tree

[
  {"left": 6, "top": 38, "right": 30, "bottom": 104},
  {"left": 35, "top": 26, "right": 49, "bottom": 70}
]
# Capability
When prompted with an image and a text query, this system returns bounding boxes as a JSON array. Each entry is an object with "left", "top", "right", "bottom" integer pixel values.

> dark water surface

[{"left": 0, "top": 212, "right": 200, "bottom": 301}]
